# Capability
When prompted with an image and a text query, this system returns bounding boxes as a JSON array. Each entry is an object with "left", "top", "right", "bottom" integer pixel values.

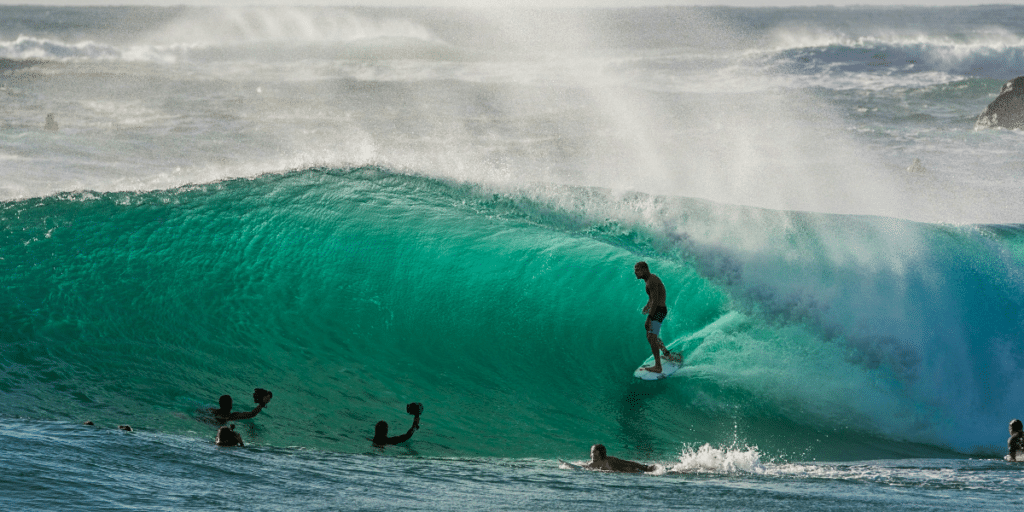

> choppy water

[{"left": 4, "top": 5, "right": 1024, "bottom": 510}]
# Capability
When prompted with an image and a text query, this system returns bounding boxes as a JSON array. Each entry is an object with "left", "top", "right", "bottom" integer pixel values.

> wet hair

[
  {"left": 375, "top": 421, "right": 389, "bottom": 438},
  {"left": 1012, "top": 419, "right": 1022, "bottom": 432},
  {"left": 216, "top": 425, "right": 244, "bottom": 447},
  {"left": 634, "top": 261, "right": 649, "bottom": 271},
  {"left": 593, "top": 444, "right": 607, "bottom": 459},
  {"left": 219, "top": 395, "right": 233, "bottom": 411}
]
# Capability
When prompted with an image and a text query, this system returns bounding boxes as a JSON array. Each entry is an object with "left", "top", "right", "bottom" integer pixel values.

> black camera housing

[
  {"left": 253, "top": 388, "right": 273, "bottom": 405},
  {"left": 406, "top": 402, "right": 423, "bottom": 416}
]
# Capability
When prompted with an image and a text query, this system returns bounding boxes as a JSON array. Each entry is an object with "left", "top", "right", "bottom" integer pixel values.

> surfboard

[
  {"left": 559, "top": 459, "right": 585, "bottom": 470},
  {"left": 633, "top": 351, "right": 683, "bottom": 380}
]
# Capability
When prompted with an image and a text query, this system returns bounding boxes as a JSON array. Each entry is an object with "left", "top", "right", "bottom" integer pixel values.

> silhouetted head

[
  {"left": 591, "top": 444, "right": 607, "bottom": 461},
  {"left": 375, "top": 420, "right": 389, "bottom": 439},
  {"left": 634, "top": 261, "right": 650, "bottom": 280},
  {"left": 219, "top": 395, "right": 233, "bottom": 412},
  {"left": 216, "top": 424, "right": 242, "bottom": 447},
  {"left": 1011, "top": 419, "right": 1022, "bottom": 433}
]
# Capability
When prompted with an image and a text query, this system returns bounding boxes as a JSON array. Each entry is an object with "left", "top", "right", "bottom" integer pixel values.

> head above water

[
  {"left": 1011, "top": 419, "right": 1022, "bottom": 433},
  {"left": 591, "top": 444, "right": 607, "bottom": 460},
  {"left": 634, "top": 261, "right": 650, "bottom": 279},
  {"left": 375, "top": 420, "right": 389, "bottom": 438},
  {"left": 219, "top": 395, "right": 233, "bottom": 412}
]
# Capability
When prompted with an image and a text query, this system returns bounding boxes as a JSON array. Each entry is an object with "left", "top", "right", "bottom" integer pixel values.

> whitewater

[{"left": 4, "top": 5, "right": 1024, "bottom": 511}]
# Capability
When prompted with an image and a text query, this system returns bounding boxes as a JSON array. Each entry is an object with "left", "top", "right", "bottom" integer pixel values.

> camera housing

[
  {"left": 253, "top": 388, "right": 273, "bottom": 405},
  {"left": 406, "top": 402, "right": 423, "bottom": 416}
]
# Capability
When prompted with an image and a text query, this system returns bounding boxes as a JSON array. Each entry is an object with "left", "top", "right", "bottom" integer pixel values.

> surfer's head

[
  {"left": 634, "top": 261, "right": 649, "bottom": 280},
  {"left": 218, "top": 394, "right": 233, "bottom": 412},
  {"left": 591, "top": 444, "right": 607, "bottom": 461},
  {"left": 1011, "top": 419, "right": 1022, "bottom": 433},
  {"left": 375, "top": 421, "right": 389, "bottom": 439}
]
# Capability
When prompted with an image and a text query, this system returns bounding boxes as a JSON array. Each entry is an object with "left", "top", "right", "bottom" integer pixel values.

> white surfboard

[
  {"left": 559, "top": 459, "right": 585, "bottom": 470},
  {"left": 633, "top": 351, "right": 683, "bottom": 380}
]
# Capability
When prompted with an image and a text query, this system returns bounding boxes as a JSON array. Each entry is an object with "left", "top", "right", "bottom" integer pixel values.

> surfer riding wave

[{"left": 635, "top": 261, "right": 679, "bottom": 374}]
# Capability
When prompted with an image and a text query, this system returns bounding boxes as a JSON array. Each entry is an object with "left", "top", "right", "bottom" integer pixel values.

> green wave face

[{"left": 2, "top": 167, "right": 1021, "bottom": 460}]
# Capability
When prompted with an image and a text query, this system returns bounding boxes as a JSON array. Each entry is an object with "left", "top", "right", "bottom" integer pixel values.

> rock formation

[{"left": 976, "top": 76, "right": 1024, "bottom": 130}]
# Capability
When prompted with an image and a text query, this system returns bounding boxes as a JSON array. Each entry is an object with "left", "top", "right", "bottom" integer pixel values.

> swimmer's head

[
  {"left": 219, "top": 395, "right": 233, "bottom": 411},
  {"left": 1011, "top": 419, "right": 1022, "bottom": 433},
  {"left": 591, "top": 444, "right": 607, "bottom": 460},
  {"left": 375, "top": 420, "right": 388, "bottom": 438},
  {"left": 216, "top": 425, "right": 242, "bottom": 446}
]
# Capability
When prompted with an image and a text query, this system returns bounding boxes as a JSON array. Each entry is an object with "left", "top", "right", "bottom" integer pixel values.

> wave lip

[{"left": 3, "top": 169, "right": 1023, "bottom": 461}]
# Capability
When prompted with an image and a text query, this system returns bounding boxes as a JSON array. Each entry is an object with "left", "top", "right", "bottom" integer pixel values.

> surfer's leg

[
  {"left": 647, "top": 319, "right": 677, "bottom": 363},
  {"left": 647, "top": 316, "right": 679, "bottom": 363},
  {"left": 656, "top": 337, "right": 680, "bottom": 362},
  {"left": 643, "top": 332, "right": 663, "bottom": 373},
  {"left": 663, "top": 347, "right": 680, "bottom": 362}
]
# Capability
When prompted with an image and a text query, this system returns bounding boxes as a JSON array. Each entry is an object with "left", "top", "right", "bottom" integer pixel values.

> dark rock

[{"left": 977, "top": 76, "right": 1024, "bottom": 130}]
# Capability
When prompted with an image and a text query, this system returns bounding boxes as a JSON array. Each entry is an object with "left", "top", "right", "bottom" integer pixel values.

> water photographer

[{"left": 372, "top": 402, "right": 423, "bottom": 447}]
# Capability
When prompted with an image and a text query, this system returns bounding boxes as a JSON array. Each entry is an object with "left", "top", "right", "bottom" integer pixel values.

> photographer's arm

[{"left": 227, "top": 403, "right": 265, "bottom": 421}]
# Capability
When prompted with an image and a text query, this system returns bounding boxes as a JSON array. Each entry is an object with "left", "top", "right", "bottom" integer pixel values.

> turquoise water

[
  {"left": 4, "top": 167, "right": 1022, "bottom": 463},
  {"left": 8, "top": 419, "right": 1021, "bottom": 512},
  {"left": 6, "top": 5, "right": 1024, "bottom": 510}
]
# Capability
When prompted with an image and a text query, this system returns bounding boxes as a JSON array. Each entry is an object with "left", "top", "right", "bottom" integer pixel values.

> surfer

[
  {"left": 634, "top": 261, "right": 679, "bottom": 373},
  {"left": 1009, "top": 419, "right": 1024, "bottom": 461},
  {"left": 209, "top": 388, "right": 273, "bottom": 424},
  {"left": 372, "top": 403, "right": 422, "bottom": 447},
  {"left": 216, "top": 424, "right": 245, "bottom": 447},
  {"left": 584, "top": 444, "right": 654, "bottom": 473}
]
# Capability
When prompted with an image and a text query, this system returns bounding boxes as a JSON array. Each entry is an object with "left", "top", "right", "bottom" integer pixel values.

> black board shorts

[{"left": 647, "top": 306, "right": 668, "bottom": 324}]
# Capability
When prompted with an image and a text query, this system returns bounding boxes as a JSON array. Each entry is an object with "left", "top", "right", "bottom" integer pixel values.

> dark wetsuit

[
  {"left": 372, "top": 418, "right": 419, "bottom": 447},
  {"left": 373, "top": 429, "right": 415, "bottom": 447},
  {"left": 211, "top": 404, "right": 265, "bottom": 424},
  {"left": 1009, "top": 431, "right": 1024, "bottom": 460},
  {"left": 606, "top": 456, "right": 655, "bottom": 473},
  {"left": 216, "top": 426, "right": 244, "bottom": 447}
]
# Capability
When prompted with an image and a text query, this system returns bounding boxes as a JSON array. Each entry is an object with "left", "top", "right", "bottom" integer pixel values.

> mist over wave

[
  {"left": 4, "top": 5, "right": 1024, "bottom": 465},
  {"left": 2, "top": 168, "right": 1022, "bottom": 460},
  {"left": 4, "top": 6, "right": 1024, "bottom": 223}
]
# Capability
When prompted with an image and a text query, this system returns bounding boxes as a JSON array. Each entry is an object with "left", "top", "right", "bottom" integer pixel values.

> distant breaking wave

[
  {"left": 0, "top": 7, "right": 451, "bottom": 65},
  {"left": 764, "top": 28, "right": 1024, "bottom": 82},
  {"left": 0, "top": 35, "right": 186, "bottom": 63},
  {"left": 0, "top": 35, "right": 123, "bottom": 61}
]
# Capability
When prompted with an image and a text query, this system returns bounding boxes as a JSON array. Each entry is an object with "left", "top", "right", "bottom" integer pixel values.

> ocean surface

[{"left": 4, "top": 4, "right": 1024, "bottom": 510}]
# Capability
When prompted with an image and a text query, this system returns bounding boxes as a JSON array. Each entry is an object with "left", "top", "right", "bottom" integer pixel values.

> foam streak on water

[{"left": 5, "top": 5, "right": 1024, "bottom": 511}]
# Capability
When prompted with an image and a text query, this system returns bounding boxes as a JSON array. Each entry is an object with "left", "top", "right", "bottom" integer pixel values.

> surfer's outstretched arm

[
  {"left": 209, "top": 389, "right": 272, "bottom": 423},
  {"left": 221, "top": 404, "right": 264, "bottom": 421},
  {"left": 372, "top": 410, "right": 421, "bottom": 447}
]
